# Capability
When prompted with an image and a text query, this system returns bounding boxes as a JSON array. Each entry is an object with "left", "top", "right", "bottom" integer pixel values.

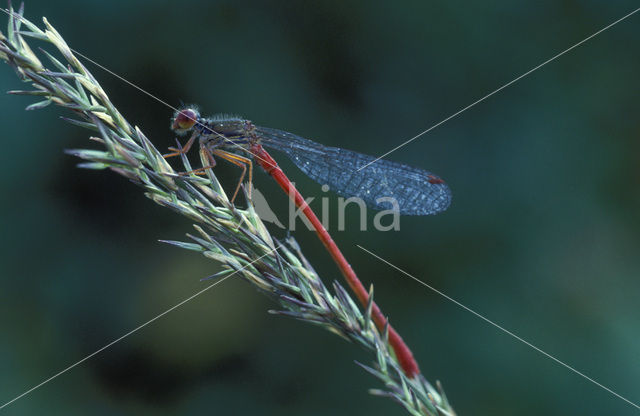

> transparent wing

[{"left": 257, "top": 126, "right": 451, "bottom": 215}]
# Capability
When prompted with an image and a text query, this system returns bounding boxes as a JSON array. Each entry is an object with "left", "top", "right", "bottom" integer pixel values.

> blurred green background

[{"left": 1, "top": 1, "right": 639, "bottom": 414}]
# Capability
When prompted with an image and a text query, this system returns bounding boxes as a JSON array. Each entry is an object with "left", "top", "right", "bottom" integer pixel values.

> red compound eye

[{"left": 172, "top": 108, "right": 198, "bottom": 130}]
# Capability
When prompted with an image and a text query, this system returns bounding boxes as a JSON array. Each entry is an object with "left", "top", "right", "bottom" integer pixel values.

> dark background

[{"left": 1, "top": 1, "right": 639, "bottom": 414}]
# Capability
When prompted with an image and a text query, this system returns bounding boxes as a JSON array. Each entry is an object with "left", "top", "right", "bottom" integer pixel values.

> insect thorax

[{"left": 196, "top": 115, "right": 257, "bottom": 152}]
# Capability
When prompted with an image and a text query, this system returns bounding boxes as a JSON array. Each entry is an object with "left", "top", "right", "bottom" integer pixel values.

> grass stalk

[{"left": 0, "top": 4, "right": 455, "bottom": 415}]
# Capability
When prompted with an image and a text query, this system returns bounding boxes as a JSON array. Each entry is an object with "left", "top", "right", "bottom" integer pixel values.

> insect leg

[
  {"left": 163, "top": 131, "right": 198, "bottom": 159},
  {"left": 212, "top": 149, "right": 253, "bottom": 204}
]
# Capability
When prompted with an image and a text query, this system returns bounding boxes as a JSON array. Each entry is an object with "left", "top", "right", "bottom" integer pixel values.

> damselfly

[
  {"left": 165, "top": 108, "right": 452, "bottom": 216},
  {"left": 164, "top": 107, "right": 452, "bottom": 378}
]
